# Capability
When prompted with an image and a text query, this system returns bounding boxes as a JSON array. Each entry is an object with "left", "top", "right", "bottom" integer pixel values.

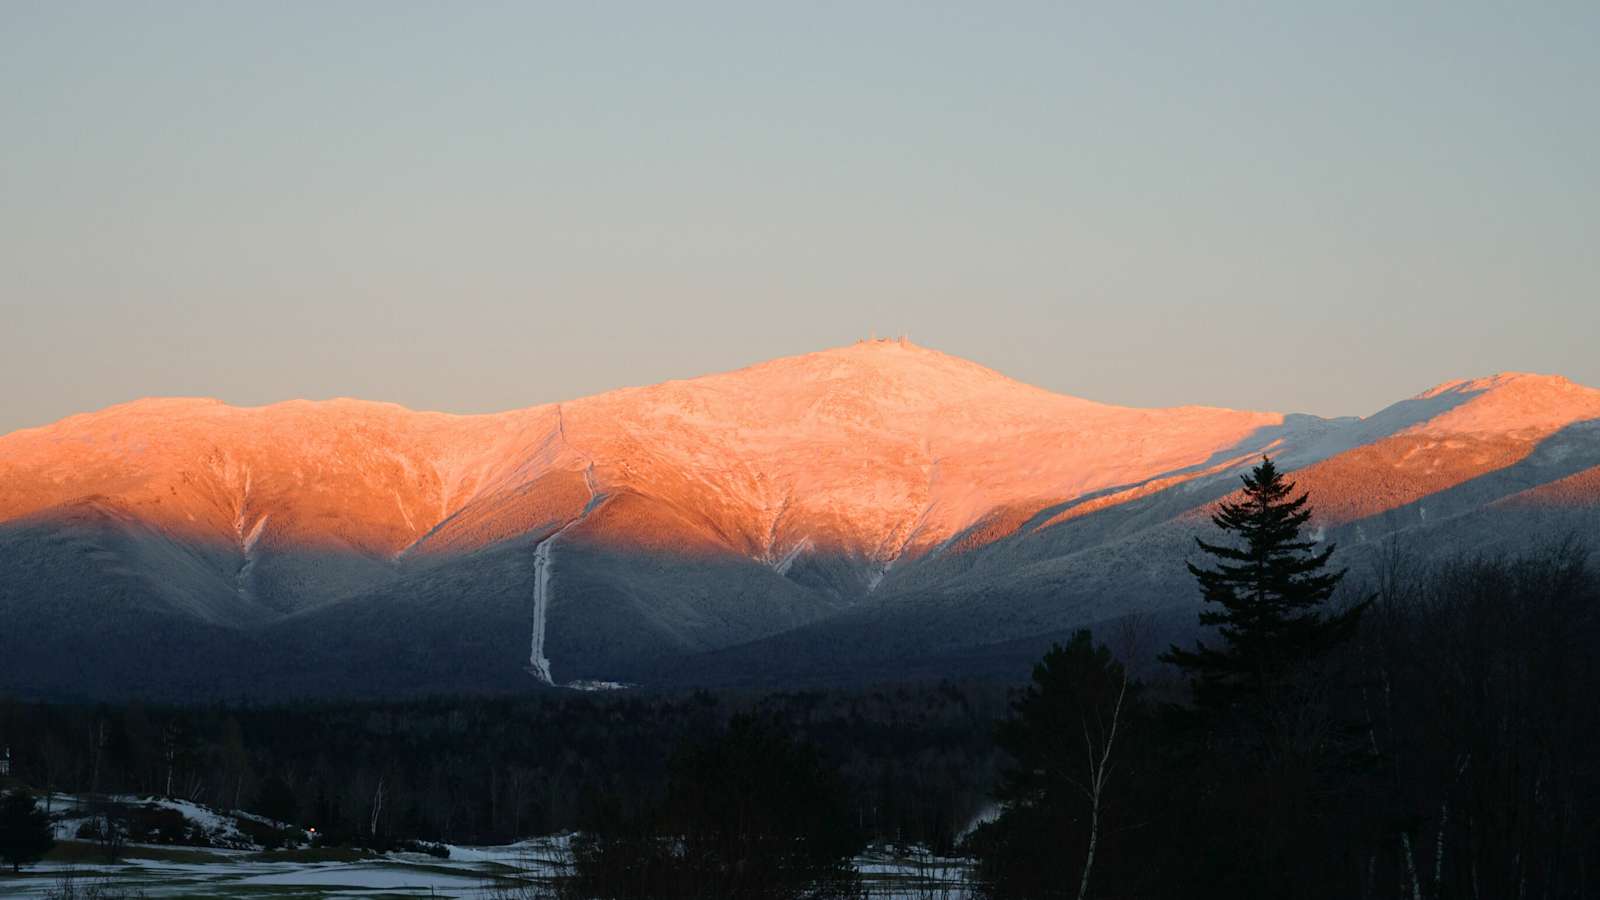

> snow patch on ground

[
  {"left": 230, "top": 864, "right": 483, "bottom": 889},
  {"left": 242, "top": 514, "right": 269, "bottom": 553},
  {"left": 41, "top": 793, "right": 303, "bottom": 850},
  {"left": 773, "top": 537, "right": 812, "bottom": 576},
  {"left": 566, "top": 679, "right": 633, "bottom": 692},
  {"left": 4, "top": 833, "right": 970, "bottom": 898}
]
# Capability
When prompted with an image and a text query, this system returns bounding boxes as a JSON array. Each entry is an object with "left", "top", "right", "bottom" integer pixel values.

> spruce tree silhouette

[{"left": 1162, "top": 456, "right": 1365, "bottom": 710}]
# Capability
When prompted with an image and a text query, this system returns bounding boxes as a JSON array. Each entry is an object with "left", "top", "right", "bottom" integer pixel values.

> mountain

[{"left": 2, "top": 340, "right": 1597, "bottom": 700}]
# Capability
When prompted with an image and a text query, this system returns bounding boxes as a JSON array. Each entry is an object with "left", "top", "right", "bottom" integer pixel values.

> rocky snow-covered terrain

[{"left": 2, "top": 340, "right": 1597, "bottom": 699}]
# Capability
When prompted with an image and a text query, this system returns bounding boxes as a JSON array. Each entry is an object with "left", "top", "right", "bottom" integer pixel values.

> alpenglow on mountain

[{"left": 3, "top": 340, "right": 1598, "bottom": 700}]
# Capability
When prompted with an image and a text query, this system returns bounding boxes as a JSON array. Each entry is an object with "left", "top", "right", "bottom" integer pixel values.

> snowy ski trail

[{"left": 529, "top": 413, "right": 602, "bottom": 686}]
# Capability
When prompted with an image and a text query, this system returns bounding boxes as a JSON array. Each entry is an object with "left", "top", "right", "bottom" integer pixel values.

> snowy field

[
  {"left": 3, "top": 840, "right": 557, "bottom": 899},
  {"left": 4, "top": 841, "right": 972, "bottom": 898},
  {"left": 6, "top": 795, "right": 973, "bottom": 898}
]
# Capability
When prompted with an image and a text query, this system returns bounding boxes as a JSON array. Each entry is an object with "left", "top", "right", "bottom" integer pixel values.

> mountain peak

[
  {"left": 727, "top": 338, "right": 1030, "bottom": 391},
  {"left": 5, "top": 348, "right": 1600, "bottom": 700},
  {"left": 1418, "top": 371, "right": 1576, "bottom": 399},
  {"left": 1406, "top": 371, "right": 1600, "bottom": 436},
  {"left": 587, "top": 340, "right": 1091, "bottom": 440}
]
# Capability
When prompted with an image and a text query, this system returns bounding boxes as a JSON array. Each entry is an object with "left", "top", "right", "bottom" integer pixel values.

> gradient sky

[{"left": 3, "top": 2, "right": 1596, "bottom": 435}]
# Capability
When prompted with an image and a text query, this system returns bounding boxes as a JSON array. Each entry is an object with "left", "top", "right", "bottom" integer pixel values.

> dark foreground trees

[
  {"left": 973, "top": 456, "right": 1600, "bottom": 899},
  {"left": 1158, "top": 456, "right": 1370, "bottom": 898},
  {"left": 975, "top": 457, "right": 1370, "bottom": 898},
  {"left": 1358, "top": 540, "right": 1600, "bottom": 900},
  {"left": 969, "top": 630, "right": 1154, "bottom": 899},
  {"left": 0, "top": 789, "right": 54, "bottom": 872},
  {"left": 566, "top": 714, "right": 864, "bottom": 899},
  {"left": 0, "top": 684, "right": 1000, "bottom": 850},
  {"left": 1162, "top": 455, "right": 1365, "bottom": 710}
]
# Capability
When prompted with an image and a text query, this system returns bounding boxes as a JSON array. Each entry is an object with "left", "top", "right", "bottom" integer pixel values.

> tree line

[
  {"left": 970, "top": 458, "right": 1600, "bottom": 899},
  {"left": 0, "top": 682, "right": 1003, "bottom": 852},
  {"left": 4, "top": 457, "right": 1599, "bottom": 898}
]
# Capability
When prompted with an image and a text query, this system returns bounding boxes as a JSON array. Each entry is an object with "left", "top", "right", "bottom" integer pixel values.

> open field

[{"left": 5, "top": 839, "right": 973, "bottom": 898}]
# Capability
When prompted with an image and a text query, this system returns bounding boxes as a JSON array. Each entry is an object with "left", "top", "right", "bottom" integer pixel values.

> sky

[{"left": 2, "top": 2, "right": 1597, "bottom": 434}]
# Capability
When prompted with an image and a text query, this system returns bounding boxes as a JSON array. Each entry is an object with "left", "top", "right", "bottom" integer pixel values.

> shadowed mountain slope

[{"left": 2, "top": 342, "right": 1597, "bottom": 699}]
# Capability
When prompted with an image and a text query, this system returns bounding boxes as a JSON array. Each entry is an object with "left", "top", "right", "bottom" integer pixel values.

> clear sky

[{"left": 3, "top": 2, "right": 1596, "bottom": 434}]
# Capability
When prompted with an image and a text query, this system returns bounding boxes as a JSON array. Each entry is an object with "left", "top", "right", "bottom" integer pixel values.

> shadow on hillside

[
  {"left": 657, "top": 407, "right": 1600, "bottom": 693},
  {"left": 922, "top": 382, "right": 1490, "bottom": 568},
  {"left": 1331, "top": 416, "right": 1600, "bottom": 543}
]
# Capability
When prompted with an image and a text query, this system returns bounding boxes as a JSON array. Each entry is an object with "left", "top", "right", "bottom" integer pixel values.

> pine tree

[
  {"left": 0, "top": 789, "right": 55, "bottom": 873},
  {"left": 1162, "top": 456, "right": 1364, "bottom": 710},
  {"left": 976, "top": 630, "right": 1148, "bottom": 899}
]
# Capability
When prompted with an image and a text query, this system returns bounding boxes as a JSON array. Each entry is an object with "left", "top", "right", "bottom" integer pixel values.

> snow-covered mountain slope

[{"left": 2, "top": 341, "right": 1597, "bottom": 699}]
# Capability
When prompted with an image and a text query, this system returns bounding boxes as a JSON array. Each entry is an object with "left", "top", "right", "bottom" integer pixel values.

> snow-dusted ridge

[{"left": 2, "top": 342, "right": 1599, "bottom": 697}]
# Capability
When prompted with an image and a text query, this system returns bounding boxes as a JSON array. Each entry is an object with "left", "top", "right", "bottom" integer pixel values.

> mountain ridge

[{"left": 2, "top": 341, "right": 1596, "bottom": 700}]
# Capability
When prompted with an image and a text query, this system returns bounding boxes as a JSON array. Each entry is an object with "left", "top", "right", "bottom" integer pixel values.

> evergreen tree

[
  {"left": 972, "top": 630, "right": 1152, "bottom": 899},
  {"left": 1154, "top": 458, "right": 1371, "bottom": 899},
  {"left": 0, "top": 789, "right": 55, "bottom": 873},
  {"left": 1162, "top": 456, "right": 1364, "bottom": 709}
]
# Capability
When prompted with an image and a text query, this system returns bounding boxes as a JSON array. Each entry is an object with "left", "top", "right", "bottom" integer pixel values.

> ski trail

[
  {"left": 772, "top": 536, "right": 812, "bottom": 576},
  {"left": 242, "top": 514, "right": 269, "bottom": 553},
  {"left": 231, "top": 469, "right": 266, "bottom": 602},
  {"left": 234, "top": 514, "right": 269, "bottom": 601},
  {"left": 529, "top": 411, "right": 602, "bottom": 686},
  {"left": 528, "top": 534, "right": 560, "bottom": 684},
  {"left": 530, "top": 511, "right": 589, "bottom": 685}
]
